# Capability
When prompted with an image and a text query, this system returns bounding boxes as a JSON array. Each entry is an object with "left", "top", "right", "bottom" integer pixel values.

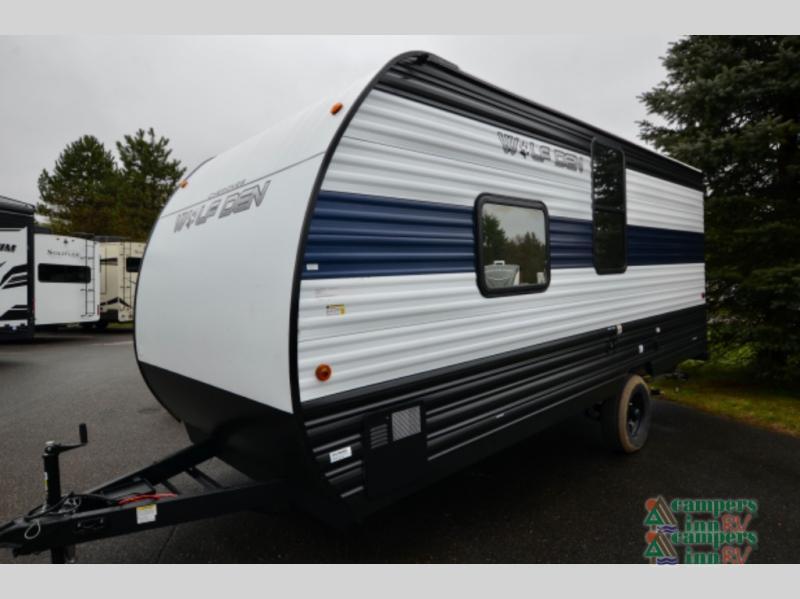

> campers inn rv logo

[
  {"left": 643, "top": 496, "right": 759, "bottom": 564},
  {"left": 173, "top": 177, "right": 271, "bottom": 233}
]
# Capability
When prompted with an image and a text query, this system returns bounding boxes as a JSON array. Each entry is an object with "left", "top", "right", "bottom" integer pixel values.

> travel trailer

[
  {"left": 0, "top": 196, "right": 34, "bottom": 340},
  {"left": 34, "top": 233, "right": 100, "bottom": 327},
  {"left": 97, "top": 240, "right": 145, "bottom": 326},
  {"left": 0, "top": 51, "right": 707, "bottom": 560}
]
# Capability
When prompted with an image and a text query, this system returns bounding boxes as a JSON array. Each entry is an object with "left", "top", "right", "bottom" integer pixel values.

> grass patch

[
  {"left": 654, "top": 361, "right": 800, "bottom": 437},
  {"left": 107, "top": 322, "right": 133, "bottom": 330}
]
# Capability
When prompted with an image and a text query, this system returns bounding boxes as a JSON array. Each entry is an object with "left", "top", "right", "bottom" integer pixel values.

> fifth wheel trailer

[
  {"left": 34, "top": 233, "right": 100, "bottom": 327},
  {"left": 0, "top": 51, "right": 707, "bottom": 559},
  {"left": 0, "top": 196, "right": 34, "bottom": 340},
  {"left": 97, "top": 240, "right": 145, "bottom": 326}
]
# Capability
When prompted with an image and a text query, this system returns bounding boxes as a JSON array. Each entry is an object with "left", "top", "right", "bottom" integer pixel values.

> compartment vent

[
  {"left": 391, "top": 406, "right": 421, "bottom": 441},
  {"left": 369, "top": 423, "right": 390, "bottom": 448}
]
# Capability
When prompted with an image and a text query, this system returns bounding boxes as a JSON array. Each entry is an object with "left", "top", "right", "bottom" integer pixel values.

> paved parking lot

[{"left": 1, "top": 330, "right": 799, "bottom": 563}]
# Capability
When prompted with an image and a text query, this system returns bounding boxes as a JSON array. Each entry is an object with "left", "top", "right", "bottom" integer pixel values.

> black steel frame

[{"left": 0, "top": 426, "right": 288, "bottom": 563}]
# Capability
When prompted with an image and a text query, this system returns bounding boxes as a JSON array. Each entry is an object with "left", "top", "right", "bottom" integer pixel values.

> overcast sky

[{"left": 0, "top": 35, "right": 677, "bottom": 207}]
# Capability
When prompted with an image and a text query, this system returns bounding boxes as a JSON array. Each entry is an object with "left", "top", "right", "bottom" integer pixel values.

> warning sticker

[
  {"left": 136, "top": 504, "right": 158, "bottom": 525},
  {"left": 326, "top": 304, "right": 346, "bottom": 316},
  {"left": 329, "top": 446, "right": 352, "bottom": 463}
]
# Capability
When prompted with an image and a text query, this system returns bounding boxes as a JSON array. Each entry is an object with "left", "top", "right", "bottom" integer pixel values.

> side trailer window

[
  {"left": 592, "top": 140, "right": 626, "bottom": 274},
  {"left": 38, "top": 264, "right": 91, "bottom": 284},
  {"left": 477, "top": 195, "right": 550, "bottom": 296},
  {"left": 126, "top": 257, "right": 142, "bottom": 273}
]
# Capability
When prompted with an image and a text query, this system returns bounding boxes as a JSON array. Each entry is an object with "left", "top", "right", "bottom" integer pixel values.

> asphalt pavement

[{"left": 1, "top": 330, "right": 799, "bottom": 563}]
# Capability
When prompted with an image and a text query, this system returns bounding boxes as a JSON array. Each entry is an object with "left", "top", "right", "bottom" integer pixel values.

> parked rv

[
  {"left": 0, "top": 51, "right": 708, "bottom": 560},
  {"left": 136, "top": 49, "right": 707, "bottom": 516},
  {"left": 96, "top": 239, "right": 145, "bottom": 327},
  {"left": 34, "top": 232, "right": 100, "bottom": 327},
  {"left": 0, "top": 196, "right": 34, "bottom": 340}
]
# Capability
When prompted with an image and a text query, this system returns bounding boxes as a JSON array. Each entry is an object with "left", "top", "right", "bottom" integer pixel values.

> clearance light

[
  {"left": 315, "top": 364, "right": 332, "bottom": 382},
  {"left": 330, "top": 102, "right": 343, "bottom": 115}
]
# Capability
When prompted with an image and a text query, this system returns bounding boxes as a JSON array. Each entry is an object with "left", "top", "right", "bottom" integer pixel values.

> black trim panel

[
  {"left": 300, "top": 304, "right": 706, "bottom": 518},
  {"left": 138, "top": 362, "right": 306, "bottom": 484}
]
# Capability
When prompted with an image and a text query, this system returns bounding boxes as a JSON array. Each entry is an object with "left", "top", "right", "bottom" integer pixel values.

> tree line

[
  {"left": 37, "top": 128, "right": 185, "bottom": 240},
  {"left": 481, "top": 213, "right": 547, "bottom": 285},
  {"left": 640, "top": 35, "right": 800, "bottom": 382}
]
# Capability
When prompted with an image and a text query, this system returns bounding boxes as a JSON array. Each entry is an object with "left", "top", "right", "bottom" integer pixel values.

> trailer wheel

[{"left": 601, "top": 374, "right": 652, "bottom": 453}]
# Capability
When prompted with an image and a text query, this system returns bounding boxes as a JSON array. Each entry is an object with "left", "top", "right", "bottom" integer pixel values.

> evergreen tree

[
  {"left": 639, "top": 36, "right": 800, "bottom": 380},
  {"left": 481, "top": 213, "right": 509, "bottom": 264},
  {"left": 37, "top": 135, "right": 120, "bottom": 234},
  {"left": 116, "top": 128, "right": 186, "bottom": 239}
]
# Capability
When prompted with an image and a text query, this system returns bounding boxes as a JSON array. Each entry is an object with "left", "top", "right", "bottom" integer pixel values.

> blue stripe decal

[
  {"left": 550, "top": 217, "right": 593, "bottom": 268},
  {"left": 627, "top": 225, "right": 704, "bottom": 266},
  {"left": 304, "top": 191, "right": 474, "bottom": 279},
  {"left": 302, "top": 191, "right": 703, "bottom": 279}
]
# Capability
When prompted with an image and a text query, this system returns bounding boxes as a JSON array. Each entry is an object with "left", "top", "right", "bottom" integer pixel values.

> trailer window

[
  {"left": 592, "top": 140, "right": 626, "bottom": 273},
  {"left": 126, "top": 257, "right": 142, "bottom": 273},
  {"left": 38, "top": 264, "right": 91, "bottom": 284},
  {"left": 477, "top": 196, "right": 549, "bottom": 296}
]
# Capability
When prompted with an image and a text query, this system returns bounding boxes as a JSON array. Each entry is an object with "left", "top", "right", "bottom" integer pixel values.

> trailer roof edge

[{"left": 0, "top": 195, "right": 35, "bottom": 215}]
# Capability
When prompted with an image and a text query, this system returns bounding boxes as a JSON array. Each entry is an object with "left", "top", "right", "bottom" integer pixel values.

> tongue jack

[{"left": 42, "top": 423, "right": 88, "bottom": 563}]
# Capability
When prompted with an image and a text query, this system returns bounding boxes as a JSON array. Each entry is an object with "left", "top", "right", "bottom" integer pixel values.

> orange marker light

[
  {"left": 330, "top": 102, "right": 343, "bottom": 115},
  {"left": 179, "top": 179, "right": 189, "bottom": 188},
  {"left": 315, "top": 364, "right": 332, "bottom": 382}
]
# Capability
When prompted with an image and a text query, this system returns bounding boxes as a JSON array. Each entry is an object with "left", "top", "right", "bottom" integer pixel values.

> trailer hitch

[
  {"left": 40, "top": 424, "right": 89, "bottom": 563},
  {"left": 0, "top": 427, "right": 289, "bottom": 563},
  {"left": 44, "top": 424, "right": 88, "bottom": 509}
]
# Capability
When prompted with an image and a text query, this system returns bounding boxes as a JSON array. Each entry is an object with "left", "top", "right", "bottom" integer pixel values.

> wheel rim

[{"left": 626, "top": 388, "right": 647, "bottom": 439}]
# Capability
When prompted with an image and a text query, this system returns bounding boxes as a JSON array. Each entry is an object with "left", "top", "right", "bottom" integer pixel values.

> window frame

[
  {"left": 126, "top": 257, "right": 142, "bottom": 273},
  {"left": 474, "top": 193, "right": 551, "bottom": 298},
  {"left": 591, "top": 137, "right": 628, "bottom": 275},
  {"left": 37, "top": 263, "right": 92, "bottom": 284}
]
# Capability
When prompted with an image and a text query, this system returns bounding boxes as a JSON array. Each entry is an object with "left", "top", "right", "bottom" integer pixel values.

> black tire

[
  {"left": 94, "top": 320, "right": 109, "bottom": 331},
  {"left": 601, "top": 374, "right": 652, "bottom": 453}
]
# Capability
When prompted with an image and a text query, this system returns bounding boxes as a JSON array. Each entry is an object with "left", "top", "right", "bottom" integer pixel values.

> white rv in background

[
  {"left": 34, "top": 233, "right": 100, "bottom": 327},
  {"left": 0, "top": 196, "right": 34, "bottom": 340},
  {"left": 97, "top": 240, "right": 145, "bottom": 327}
]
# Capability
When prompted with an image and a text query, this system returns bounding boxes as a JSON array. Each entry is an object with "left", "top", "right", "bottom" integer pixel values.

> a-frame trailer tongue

[{"left": 0, "top": 425, "right": 289, "bottom": 563}]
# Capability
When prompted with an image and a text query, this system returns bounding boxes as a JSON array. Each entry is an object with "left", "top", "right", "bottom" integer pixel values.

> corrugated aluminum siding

[{"left": 297, "top": 90, "right": 705, "bottom": 402}]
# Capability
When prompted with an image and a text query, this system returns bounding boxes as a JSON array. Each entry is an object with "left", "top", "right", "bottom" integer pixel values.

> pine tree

[
  {"left": 37, "top": 135, "right": 120, "bottom": 234},
  {"left": 116, "top": 128, "right": 186, "bottom": 239},
  {"left": 639, "top": 36, "right": 800, "bottom": 380}
]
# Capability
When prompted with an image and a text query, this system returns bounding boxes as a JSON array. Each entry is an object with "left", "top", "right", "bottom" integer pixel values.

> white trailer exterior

[
  {"left": 98, "top": 241, "right": 145, "bottom": 324},
  {"left": 135, "top": 52, "right": 707, "bottom": 524},
  {"left": 0, "top": 196, "right": 34, "bottom": 340},
  {"left": 34, "top": 233, "right": 100, "bottom": 327}
]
